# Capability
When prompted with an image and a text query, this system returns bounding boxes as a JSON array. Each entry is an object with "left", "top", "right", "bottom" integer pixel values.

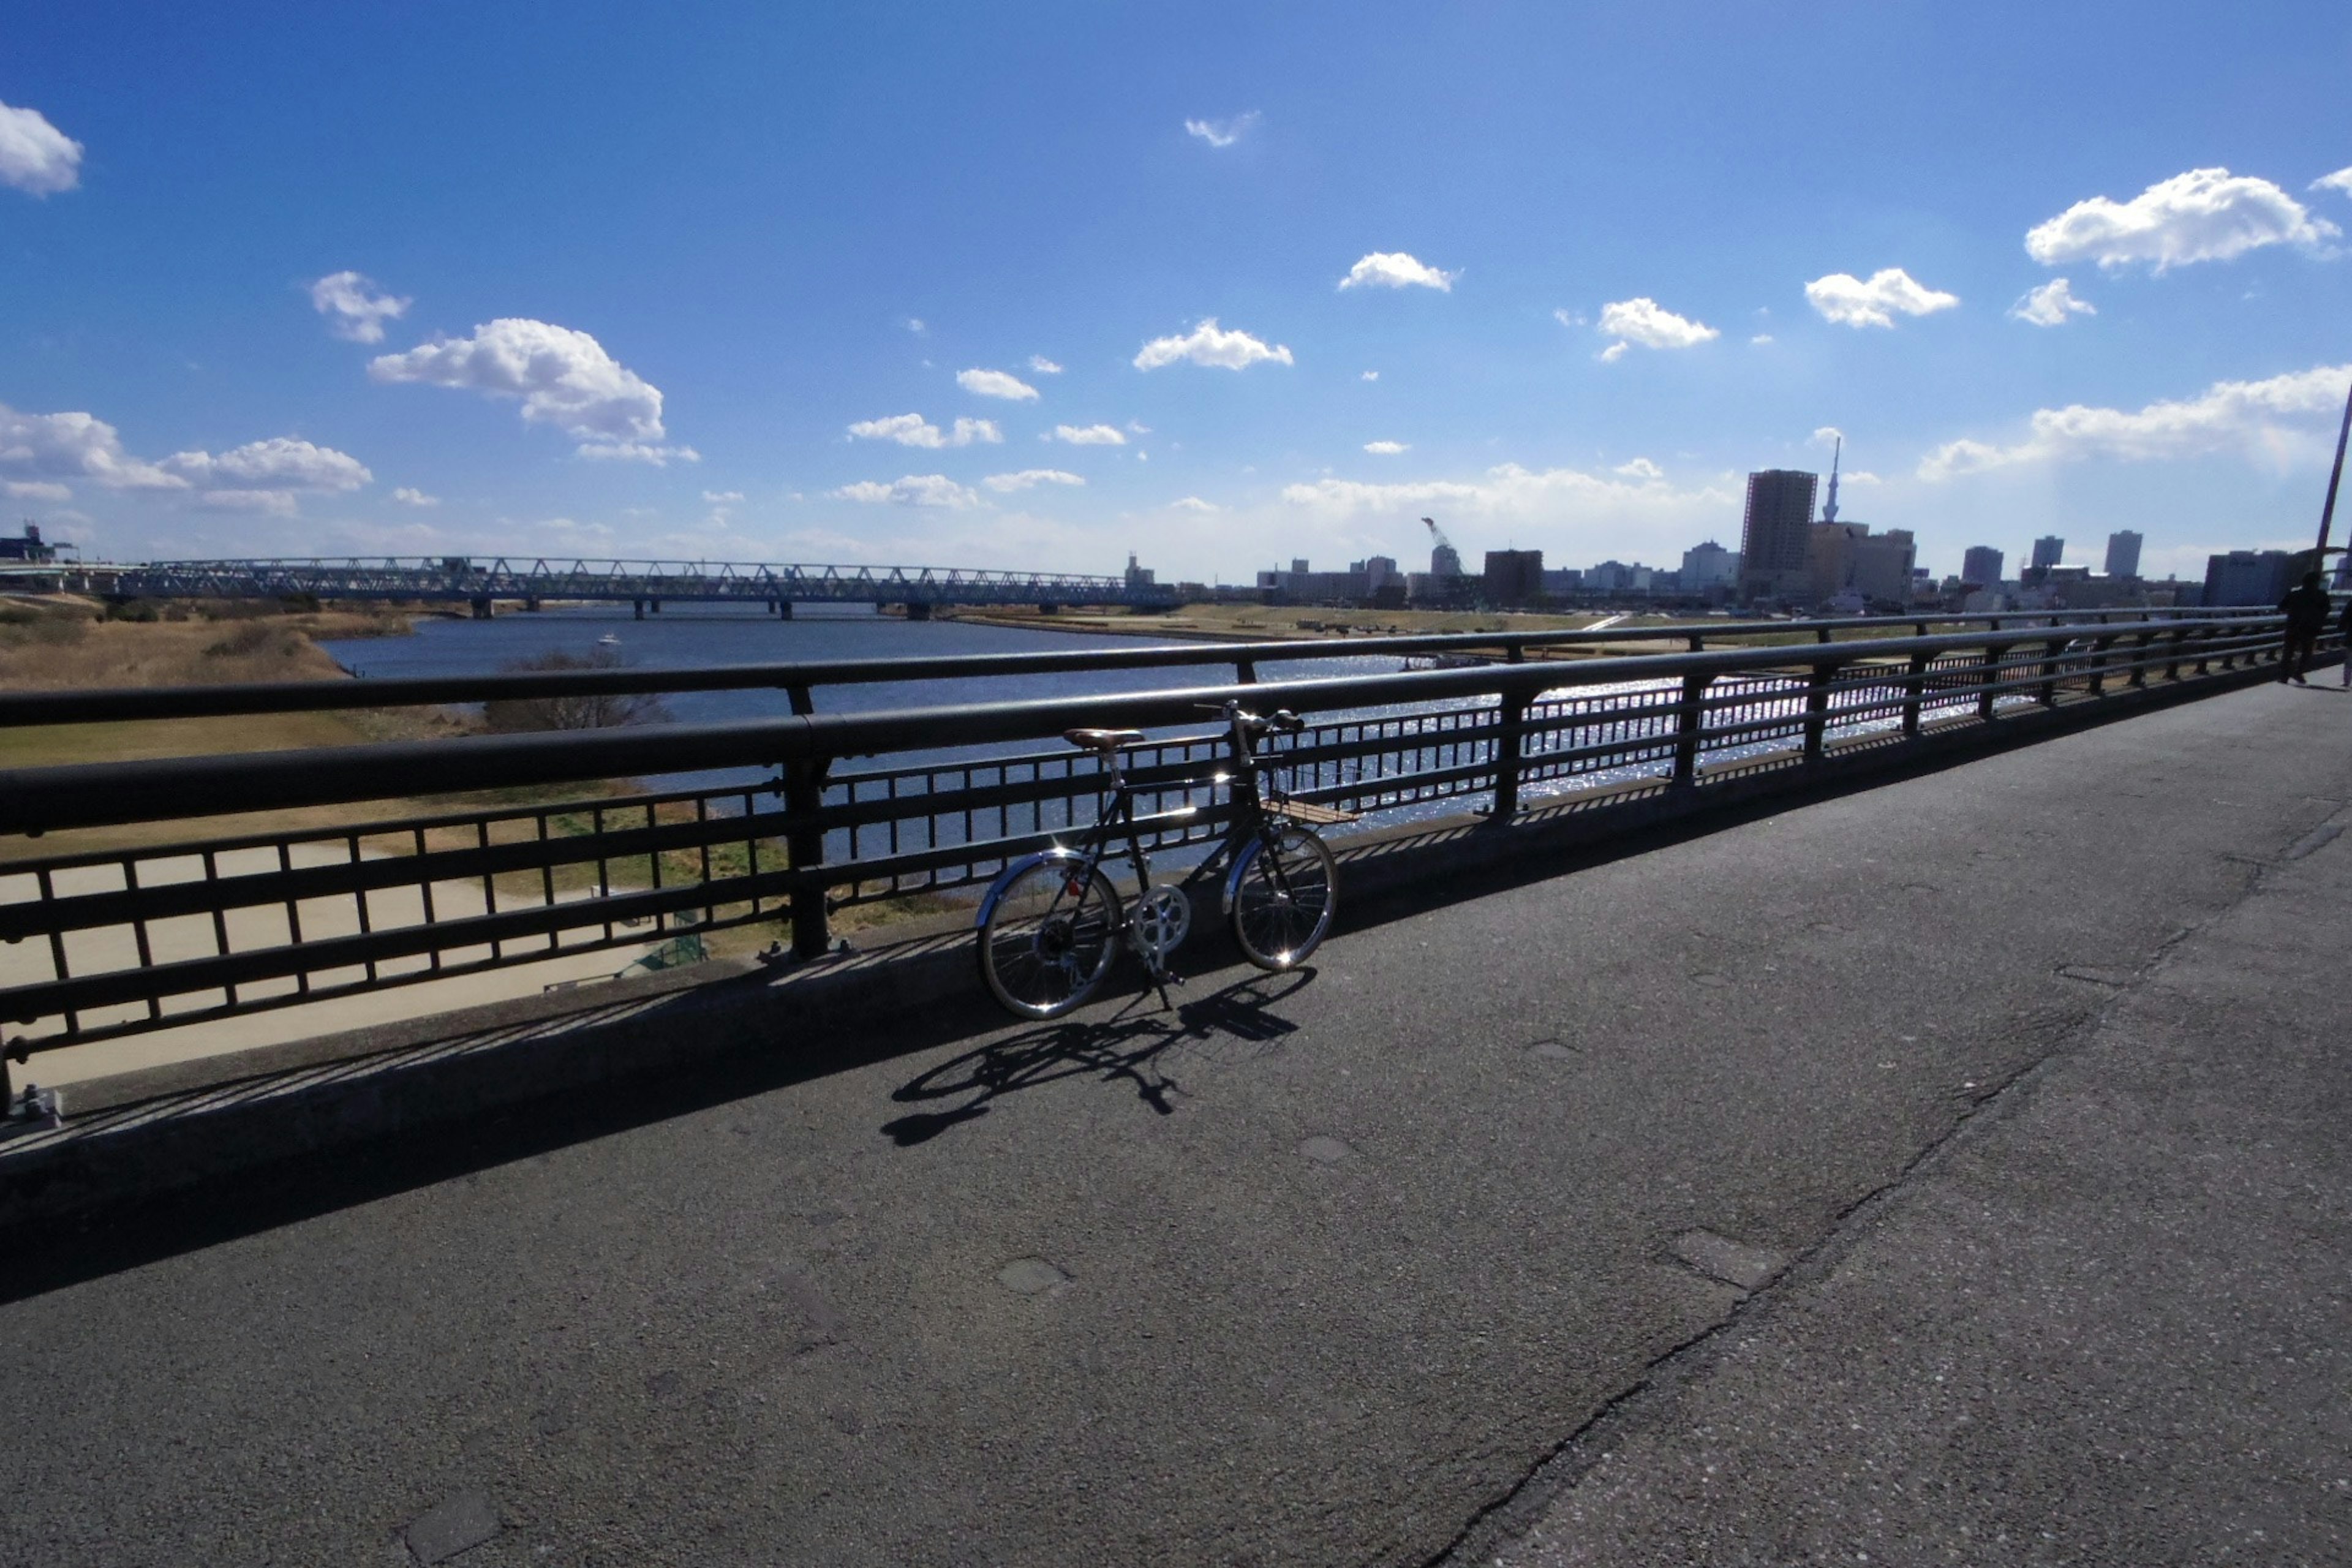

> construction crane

[{"left": 1421, "top": 516, "right": 1463, "bottom": 576}]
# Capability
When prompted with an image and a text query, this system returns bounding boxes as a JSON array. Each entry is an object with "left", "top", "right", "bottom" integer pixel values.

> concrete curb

[{"left": 0, "top": 662, "right": 2283, "bottom": 1232}]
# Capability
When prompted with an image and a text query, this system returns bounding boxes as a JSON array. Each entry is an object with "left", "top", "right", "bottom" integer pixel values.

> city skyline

[{"left": 3, "top": 4, "right": 2350, "bottom": 587}]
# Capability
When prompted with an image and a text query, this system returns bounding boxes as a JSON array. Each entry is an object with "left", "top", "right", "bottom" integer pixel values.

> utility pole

[{"left": 2316, "top": 374, "right": 2352, "bottom": 585}]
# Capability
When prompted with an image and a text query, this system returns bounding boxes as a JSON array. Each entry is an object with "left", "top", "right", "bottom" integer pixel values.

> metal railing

[
  {"left": 0, "top": 605, "right": 2248, "bottom": 729},
  {"left": 0, "top": 612, "right": 2304, "bottom": 1087}
]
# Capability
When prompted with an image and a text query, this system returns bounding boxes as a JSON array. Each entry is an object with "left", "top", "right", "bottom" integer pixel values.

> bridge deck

[{"left": 2, "top": 680, "right": 2345, "bottom": 1566}]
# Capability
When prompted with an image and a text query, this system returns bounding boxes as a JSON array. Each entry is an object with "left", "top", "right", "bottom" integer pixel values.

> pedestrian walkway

[{"left": 1, "top": 681, "right": 2345, "bottom": 1567}]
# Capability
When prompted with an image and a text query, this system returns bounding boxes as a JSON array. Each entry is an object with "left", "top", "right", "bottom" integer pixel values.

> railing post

[
  {"left": 1802, "top": 660, "right": 1836, "bottom": 762},
  {"left": 2127, "top": 631, "right": 2154, "bottom": 688},
  {"left": 1980, "top": 642, "right": 2011, "bottom": 720},
  {"left": 783, "top": 756, "right": 832, "bottom": 958},
  {"left": 1672, "top": 673, "right": 1711, "bottom": 785},
  {"left": 1235, "top": 659, "right": 1257, "bottom": 684},
  {"left": 2165, "top": 628, "right": 2187, "bottom": 681},
  {"left": 1815, "top": 626, "right": 1834, "bottom": 645},
  {"left": 2037, "top": 639, "right": 2060, "bottom": 708},
  {"left": 2086, "top": 634, "right": 2116, "bottom": 696},
  {"left": 1901, "top": 649, "right": 1931, "bottom": 737},
  {"left": 1491, "top": 690, "right": 1528, "bottom": 819},
  {"left": 2193, "top": 627, "right": 2212, "bottom": 676}
]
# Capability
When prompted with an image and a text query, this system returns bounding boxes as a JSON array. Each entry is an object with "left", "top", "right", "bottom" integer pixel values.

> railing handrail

[
  {"left": 0, "top": 614, "right": 2283, "bottom": 834},
  {"left": 0, "top": 607, "right": 2274, "bottom": 729}
]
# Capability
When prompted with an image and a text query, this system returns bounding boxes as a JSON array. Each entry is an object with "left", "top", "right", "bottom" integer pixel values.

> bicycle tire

[
  {"left": 1229, "top": 824, "right": 1337, "bottom": 971},
  {"left": 978, "top": 860, "right": 1122, "bottom": 1018}
]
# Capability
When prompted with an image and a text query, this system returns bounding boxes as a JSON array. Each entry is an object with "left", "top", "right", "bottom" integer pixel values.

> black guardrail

[
  {"left": 0, "top": 606, "right": 2247, "bottom": 728},
  {"left": 0, "top": 612, "right": 2304, "bottom": 1090}
]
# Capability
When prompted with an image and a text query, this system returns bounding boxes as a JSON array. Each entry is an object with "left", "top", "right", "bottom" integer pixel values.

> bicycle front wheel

[
  {"left": 978, "top": 861, "right": 1121, "bottom": 1018},
  {"left": 1230, "top": 825, "right": 1337, "bottom": 971}
]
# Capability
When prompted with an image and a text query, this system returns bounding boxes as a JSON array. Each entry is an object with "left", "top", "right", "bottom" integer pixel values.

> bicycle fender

[
  {"left": 972, "top": 848, "right": 1090, "bottom": 929},
  {"left": 1221, "top": 835, "right": 1268, "bottom": 916}
]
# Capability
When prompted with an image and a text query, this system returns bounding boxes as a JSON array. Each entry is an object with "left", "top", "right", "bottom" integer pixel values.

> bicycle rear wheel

[
  {"left": 978, "top": 861, "right": 1121, "bottom": 1018},
  {"left": 1229, "top": 825, "right": 1337, "bottom": 970}
]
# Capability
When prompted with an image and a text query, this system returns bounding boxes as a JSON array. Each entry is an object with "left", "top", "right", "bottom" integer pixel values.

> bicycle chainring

[{"left": 1127, "top": 885, "right": 1192, "bottom": 963}]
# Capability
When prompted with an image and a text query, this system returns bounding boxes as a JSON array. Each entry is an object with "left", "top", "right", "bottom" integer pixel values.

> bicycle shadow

[{"left": 880, "top": 968, "right": 1316, "bottom": 1146}]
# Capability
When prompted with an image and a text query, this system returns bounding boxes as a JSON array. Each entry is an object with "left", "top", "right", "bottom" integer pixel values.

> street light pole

[{"left": 2316, "top": 374, "right": 2352, "bottom": 583}]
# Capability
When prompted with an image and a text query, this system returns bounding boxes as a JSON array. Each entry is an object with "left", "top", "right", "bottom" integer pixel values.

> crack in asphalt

[{"left": 1422, "top": 799, "right": 2343, "bottom": 1568}]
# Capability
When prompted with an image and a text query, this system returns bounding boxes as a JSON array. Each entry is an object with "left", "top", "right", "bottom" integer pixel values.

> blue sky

[{"left": 4, "top": 2, "right": 2350, "bottom": 585}]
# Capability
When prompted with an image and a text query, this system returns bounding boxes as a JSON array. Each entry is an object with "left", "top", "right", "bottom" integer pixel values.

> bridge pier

[
  {"left": 633, "top": 600, "right": 644, "bottom": 620},
  {"left": 905, "top": 601, "right": 933, "bottom": 622},
  {"left": 469, "top": 597, "right": 494, "bottom": 620},
  {"left": 775, "top": 600, "right": 793, "bottom": 619},
  {"left": 524, "top": 597, "right": 541, "bottom": 613},
  {"left": 1037, "top": 602, "right": 1060, "bottom": 616}
]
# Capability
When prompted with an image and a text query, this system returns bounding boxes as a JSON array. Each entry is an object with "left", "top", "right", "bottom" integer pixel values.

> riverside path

[{"left": 2, "top": 679, "right": 2346, "bottom": 1566}]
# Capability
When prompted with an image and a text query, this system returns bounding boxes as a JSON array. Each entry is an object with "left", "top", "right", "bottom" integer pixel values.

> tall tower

[
  {"left": 2030, "top": 535, "right": 2064, "bottom": 571},
  {"left": 2104, "top": 530, "right": 2143, "bottom": 578},
  {"left": 1738, "top": 470, "right": 1819, "bottom": 601},
  {"left": 1822, "top": 437, "right": 1842, "bottom": 524}
]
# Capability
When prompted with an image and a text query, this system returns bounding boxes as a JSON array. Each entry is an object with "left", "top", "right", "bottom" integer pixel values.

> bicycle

[{"left": 973, "top": 700, "right": 1348, "bottom": 1019}]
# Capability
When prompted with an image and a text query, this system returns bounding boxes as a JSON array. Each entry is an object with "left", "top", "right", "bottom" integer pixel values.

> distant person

[{"left": 2277, "top": 571, "right": 2330, "bottom": 684}]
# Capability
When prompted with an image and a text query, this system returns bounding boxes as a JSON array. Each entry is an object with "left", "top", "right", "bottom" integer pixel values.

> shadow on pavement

[{"left": 881, "top": 970, "right": 1313, "bottom": 1144}]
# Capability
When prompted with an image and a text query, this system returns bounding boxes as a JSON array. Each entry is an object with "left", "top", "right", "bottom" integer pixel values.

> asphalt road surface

[{"left": 4, "top": 680, "right": 2345, "bottom": 1566}]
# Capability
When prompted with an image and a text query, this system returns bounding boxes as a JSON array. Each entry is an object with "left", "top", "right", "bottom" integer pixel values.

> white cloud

[
  {"left": 393, "top": 486, "right": 440, "bottom": 507},
  {"left": 829, "top": 474, "right": 981, "bottom": 508},
  {"left": 0, "top": 100, "right": 82, "bottom": 196},
  {"left": 1169, "top": 496, "right": 1219, "bottom": 513},
  {"left": 907, "top": 318, "right": 927, "bottom": 335},
  {"left": 1804, "top": 268, "right": 1961, "bottom": 328},
  {"left": 0, "top": 405, "right": 185, "bottom": 490},
  {"left": 982, "top": 469, "right": 1085, "bottom": 492},
  {"left": 1052, "top": 423, "right": 1126, "bottom": 445},
  {"left": 957, "top": 368, "right": 1041, "bottom": 401},
  {"left": 1614, "top": 457, "right": 1664, "bottom": 480},
  {"left": 2316, "top": 167, "right": 2352, "bottom": 198},
  {"left": 847, "top": 412, "right": 1002, "bottom": 448},
  {"left": 3, "top": 480, "right": 72, "bottom": 501},
  {"left": 1338, "top": 252, "right": 1458, "bottom": 292},
  {"left": 701, "top": 489, "right": 744, "bottom": 503},
  {"left": 2025, "top": 168, "right": 2339, "bottom": 271},
  {"left": 368, "top": 318, "right": 673, "bottom": 457},
  {"left": 1919, "top": 361, "right": 2352, "bottom": 480},
  {"left": 1750, "top": 334, "right": 1774, "bottom": 345},
  {"left": 307, "top": 271, "right": 412, "bottom": 344},
  {"left": 1596, "top": 296, "right": 1719, "bottom": 355},
  {"left": 1363, "top": 440, "right": 1409, "bottom": 455},
  {"left": 1552, "top": 309, "right": 1586, "bottom": 329},
  {"left": 1361, "top": 370, "right": 1380, "bottom": 381},
  {"left": 1133, "top": 318, "right": 1294, "bottom": 371},
  {"left": 1027, "top": 355, "right": 1063, "bottom": 374},
  {"left": 573, "top": 441, "right": 698, "bottom": 465},
  {"left": 1184, "top": 111, "right": 1260, "bottom": 149},
  {"left": 1813, "top": 426, "right": 1844, "bottom": 446},
  {"left": 163, "top": 437, "right": 373, "bottom": 496},
  {"left": 2010, "top": 277, "right": 2097, "bottom": 327}
]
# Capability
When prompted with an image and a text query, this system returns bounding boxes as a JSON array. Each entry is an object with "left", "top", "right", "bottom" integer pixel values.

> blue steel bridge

[{"left": 105, "top": 556, "right": 1178, "bottom": 616}]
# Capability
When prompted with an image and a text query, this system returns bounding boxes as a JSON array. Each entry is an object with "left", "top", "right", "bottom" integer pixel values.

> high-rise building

[
  {"left": 2104, "top": 530, "right": 2143, "bottom": 579},
  {"left": 1679, "top": 540, "right": 1740, "bottom": 590},
  {"left": 1961, "top": 546, "right": 2005, "bottom": 588},
  {"left": 1737, "top": 470, "right": 1817, "bottom": 600},
  {"left": 1808, "top": 522, "right": 1917, "bottom": 606},
  {"left": 1483, "top": 549, "right": 1545, "bottom": 606},
  {"left": 2030, "top": 535, "right": 2064, "bottom": 570},
  {"left": 2202, "top": 549, "right": 2298, "bottom": 607},
  {"left": 1430, "top": 542, "right": 1462, "bottom": 577}
]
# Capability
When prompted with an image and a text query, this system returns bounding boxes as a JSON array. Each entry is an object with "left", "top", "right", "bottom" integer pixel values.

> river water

[{"left": 316, "top": 604, "right": 1934, "bottom": 845}]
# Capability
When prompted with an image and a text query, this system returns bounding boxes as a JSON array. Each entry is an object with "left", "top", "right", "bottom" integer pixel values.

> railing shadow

[{"left": 880, "top": 970, "right": 1313, "bottom": 1145}]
